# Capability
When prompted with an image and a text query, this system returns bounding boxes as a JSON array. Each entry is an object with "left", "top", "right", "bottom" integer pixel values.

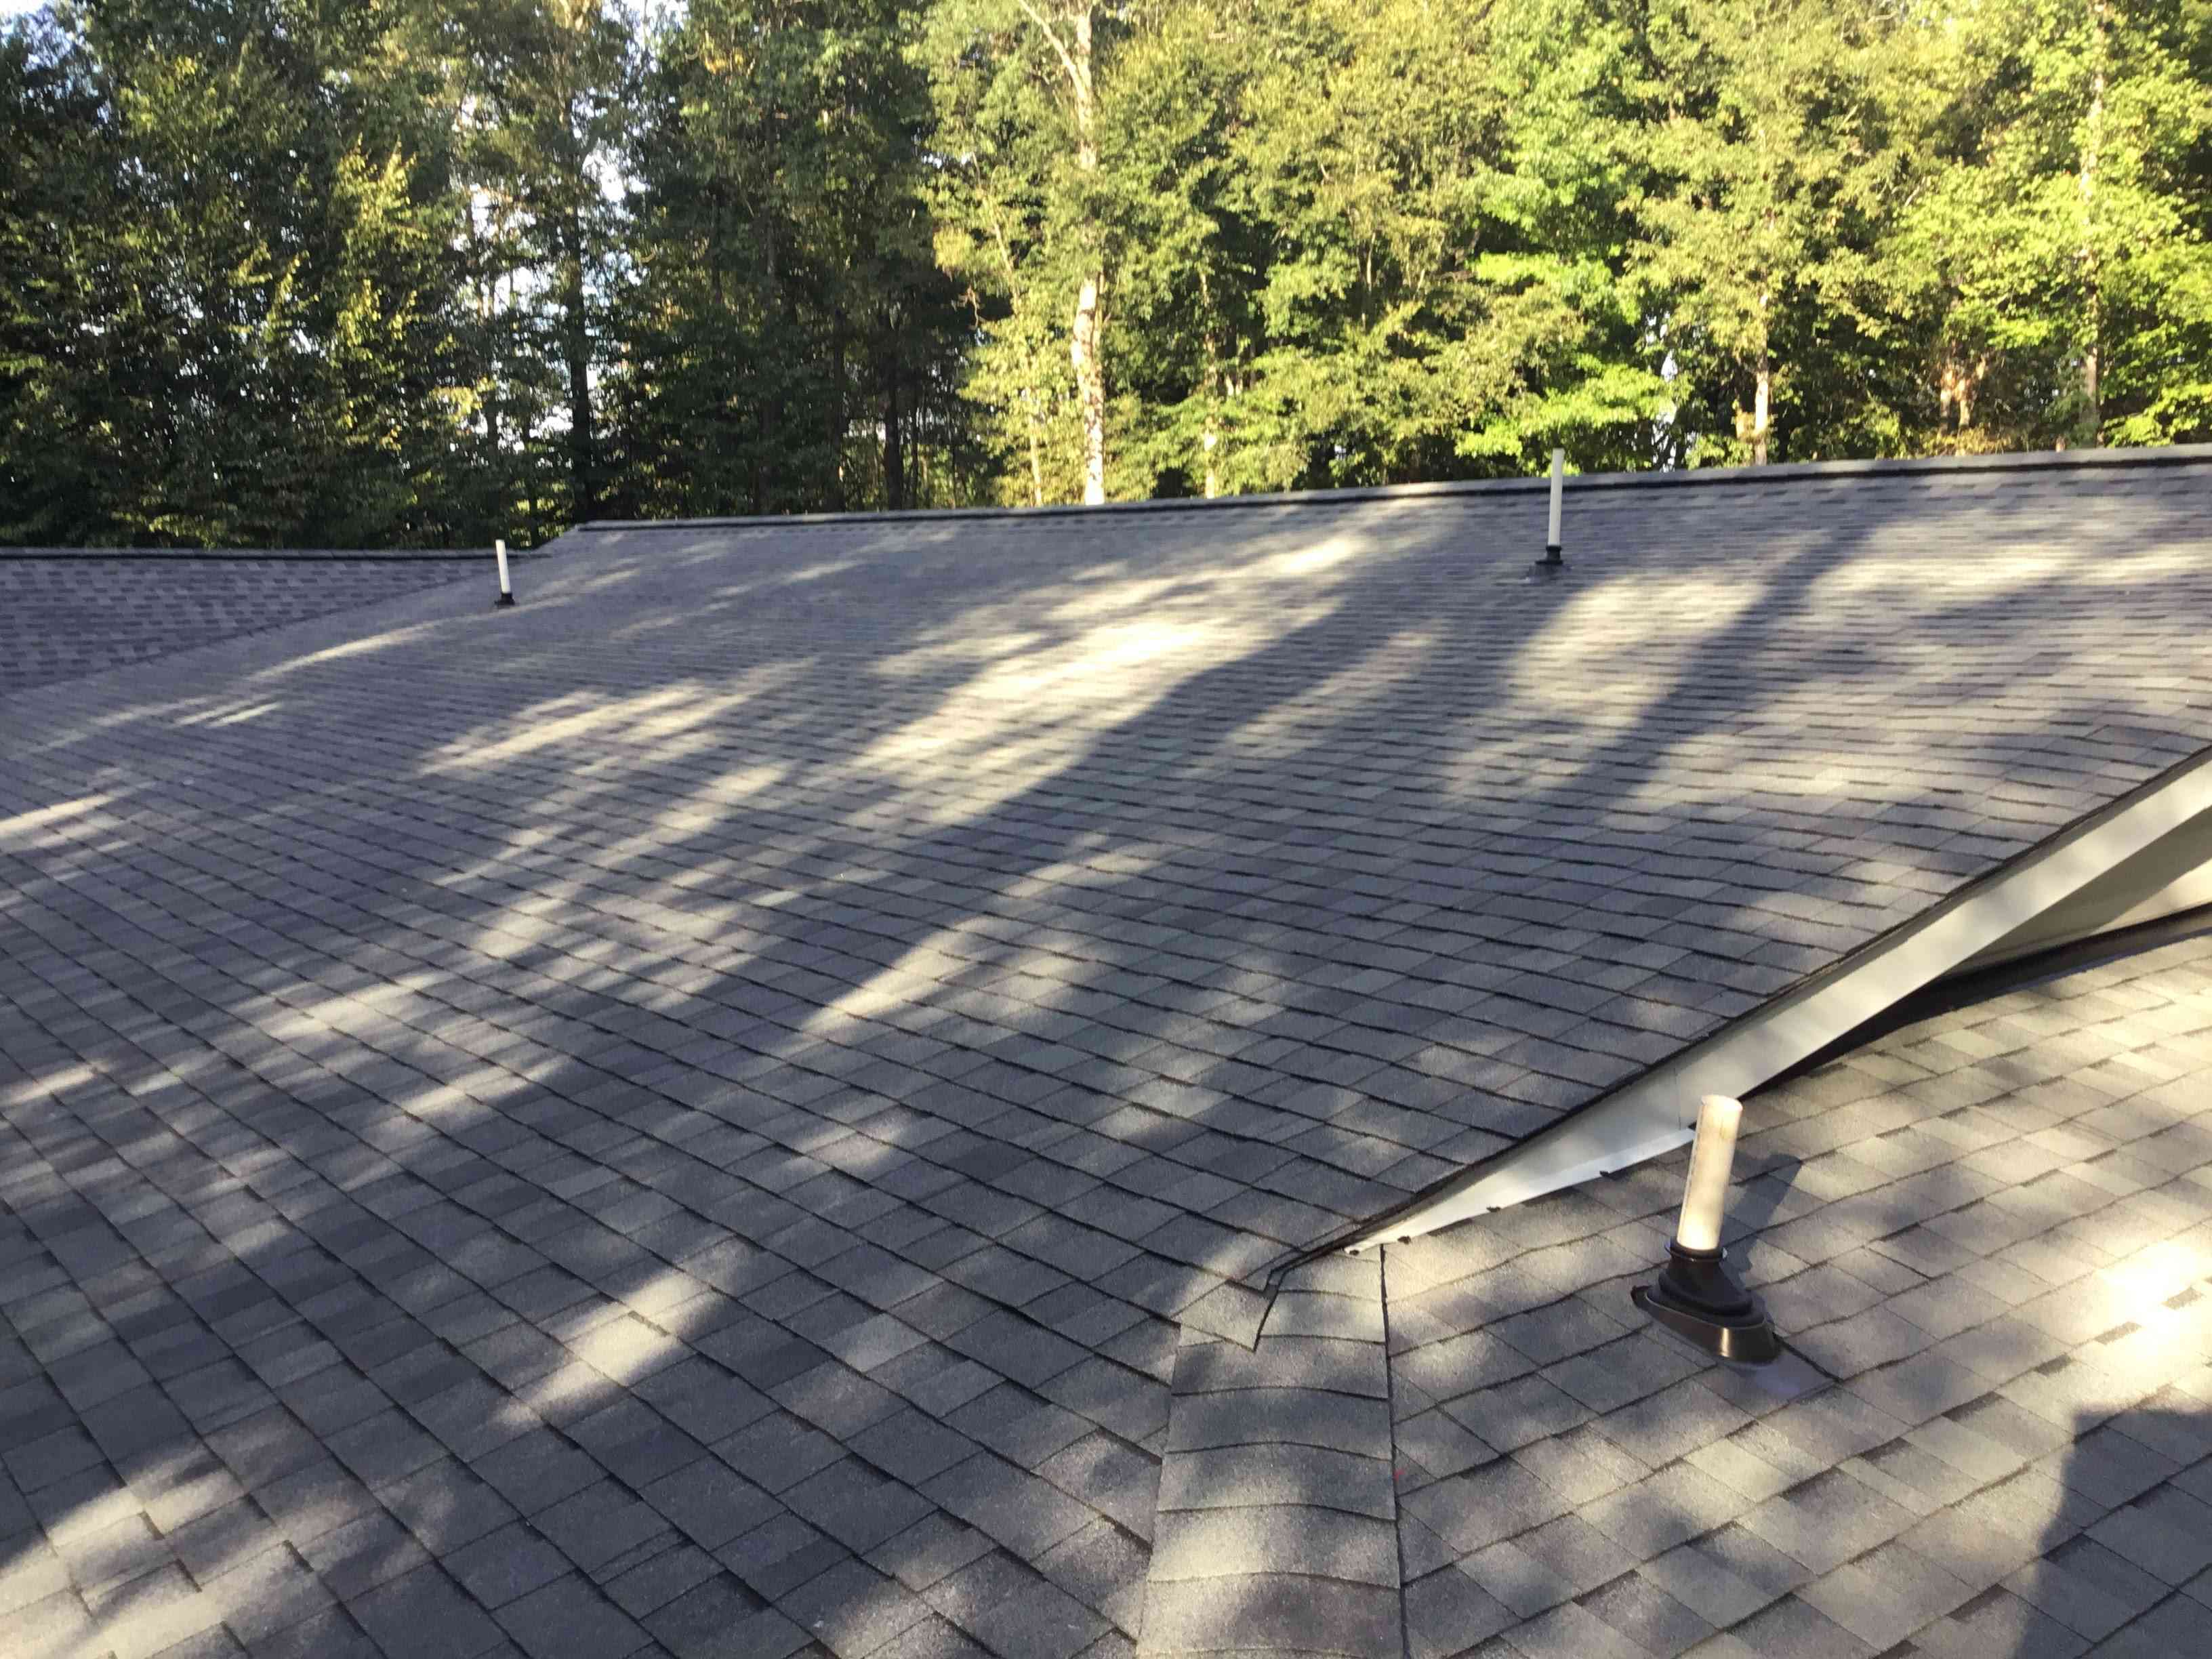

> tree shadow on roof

[
  {"left": 1946, "top": 1399, "right": 2212, "bottom": 1656},
  {"left": 1, "top": 466, "right": 2209, "bottom": 1650}
]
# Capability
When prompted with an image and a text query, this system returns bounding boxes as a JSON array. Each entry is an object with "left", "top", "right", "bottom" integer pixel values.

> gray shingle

[
  {"left": 1149, "top": 1507, "right": 1397, "bottom": 1587},
  {"left": 347, "top": 1563, "right": 507, "bottom": 1659},
  {"left": 1155, "top": 1443, "right": 1395, "bottom": 1520},
  {"left": 773, "top": 1557, "right": 930, "bottom": 1658},
  {"left": 493, "top": 1572, "right": 650, "bottom": 1659},
  {"left": 922, "top": 1454, "right": 1097, "bottom": 1561},
  {"left": 642, "top": 1575, "right": 784, "bottom": 1658},
  {"left": 1139, "top": 1571, "right": 1401, "bottom": 1658}
]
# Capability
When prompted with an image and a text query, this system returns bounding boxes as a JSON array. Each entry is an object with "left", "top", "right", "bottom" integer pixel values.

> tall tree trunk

[
  {"left": 884, "top": 347, "right": 905, "bottom": 512},
  {"left": 976, "top": 185, "right": 1047, "bottom": 508},
  {"left": 1021, "top": 0, "right": 1107, "bottom": 504},
  {"left": 1751, "top": 291, "right": 1771, "bottom": 467},
  {"left": 1071, "top": 276, "right": 1104, "bottom": 503},
  {"left": 2081, "top": 339, "right": 2099, "bottom": 444},
  {"left": 477, "top": 209, "right": 508, "bottom": 531},
  {"left": 1200, "top": 286, "right": 1221, "bottom": 497},
  {"left": 1025, "top": 388, "right": 1046, "bottom": 507},
  {"left": 764, "top": 227, "right": 785, "bottom": 510},
  {"left": 1752, "top": 349, "right": 1771, "bottom": 467},
  {"left": 1202, "top": 352, "right": 1221, "bottom": 499},
  {"left": 560, "top": 207, "right": 594, "bottom": 520},
  {"left": 2078, "top": 0, "right": 2108, "bottom": 446},
  {"left": 751, "top": 396, "right": 764, "bottom": 515},
  {"left": 1069, "top": 5, "right": 1105, "bottom": 504},
  {"left": 830, "top": 308, "right": 847, "bottom": 512}
]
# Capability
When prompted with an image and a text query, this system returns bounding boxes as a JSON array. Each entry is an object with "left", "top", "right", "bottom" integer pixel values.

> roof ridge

[{"left": 575, "top": 441, "right": 2212, "bottom": 535}]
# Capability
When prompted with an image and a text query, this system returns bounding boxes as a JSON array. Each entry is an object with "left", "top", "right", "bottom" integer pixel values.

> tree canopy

[{"left": 4, "top": 0, "right": 2208, "bottom": 546}]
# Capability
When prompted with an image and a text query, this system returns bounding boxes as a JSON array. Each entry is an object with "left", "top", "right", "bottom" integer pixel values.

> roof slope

[
  {"left": 3, "top": 450, "right": 2211, "bottom": 1659},
  {"left": 7, "top": 453, "right": 2212, "bottom": 1314},
  {"left": 0, "top": 548, "right": 499, "bottom": 695}
]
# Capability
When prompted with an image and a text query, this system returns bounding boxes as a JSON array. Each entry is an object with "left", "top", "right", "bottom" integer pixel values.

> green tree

[
  {"left": 927, "top": 0, "right": 1109, "bottom": 504},
  {"left": 1631, "top": 0, "right": 1927, "bottom": 465},
  {"left": 609, "top": 0, "right": 975, "bottom": 516},
  {"left": 0, "top": 10, "right": 114, "bottom": 543},
  {"left": 462, "top": 0, "right": 637, "bottom": 524},
  {"left": 1, "top": 0, "right": 485, "bottom": 546},
  {"left": 7, "top": 0, "right": 2208, "bottom": 544},
  {"left": 1100, "top": 0, "right": 1663, "bottom": 497},
  {"left": 1906, "top": 0, "right": 2212, "bottom": 449}
]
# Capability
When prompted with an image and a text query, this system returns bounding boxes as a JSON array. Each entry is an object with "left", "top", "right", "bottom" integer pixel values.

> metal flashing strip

[
  {"left": 1776, "top": 901, "right": 2212, "bottom": 1090},
  {"left": 1950, "top": 804, "right": 2212, "bottom": 974},
  {"left": 1321, "top": 739, "right": 2212, "bottom": 1258}
]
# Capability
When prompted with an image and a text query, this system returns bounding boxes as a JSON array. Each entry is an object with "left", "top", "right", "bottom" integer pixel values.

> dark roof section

[{"left": 0, "top": 548, "right": 506, "bottom": 694}]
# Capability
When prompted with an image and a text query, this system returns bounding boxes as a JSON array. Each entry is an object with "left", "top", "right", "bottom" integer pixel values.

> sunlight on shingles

[
  {"left": 1043, "top": 575, "right": 1188, "bottom": 623},
  {"left": 439, "top": 756, "right": 796, "bottom": 961},
  {"left": 874, "top": 629, "right": 1050, "bottom": 677},
  {"left": 424, "top": 675, "right": 787, "bottom": 774},
  {"left": 611, "top": 612, "right": 691, "bottom": 638},
  {"left": 459, "top": 909, "right": 573, "bottom": 954},
  {"left": 201, "top": 701, "right": 281, "bottom": 729},
  {"left": 851, "top": 525, "right": 1370, "bottom": 823},
  {"left": 624, "top": 726, "right": 753, "bottom": 773},
  {"left": 1002, "top": 848, "right": 1120, "bottom": 897},
  {"left": 859, "top": 623, "right": 1238, "bottom": 774},
  {"left": 781, "top": 558, "right": 859, "bottom": 586},
  {"left": 1503, "top": 570, "right": 1769, "bottom": 726},
  {"left": 1458, "top": 524, "right": 2203, "bottom": 819},
  {"left": 697, "top": 763, "right": 787, "bottom": 804},
  {"left": 1224, "top": 628, "right": 1439, "bottom": 753},
  {"left": 808, "top": 968, "right": 922, "bottom": 1025},
  {"left": 423, "top": 687, "right": 693, "bottom": 770},
  {"left": 0, "top": 792, "right": 114, "bottom": 846},
  {"left": 800, "top": 886, "right": 1113, "bottom": 1038},
  {"left": 978, "top": 619, "right": 1227, "bottom": 697},
  {"left": 0, "top": 1061, "right": 98, "bottom": 1109},
  {"left": 2104, "top": 1238, "right": 2207, "bottom": 1305},
  {"left": 21, "top": 697, "right": 211, "bottom": 758},
  {"left": 568, "top": 565, "right": 649, "bottom": 594},
  {"left": 249, "top": 1004, "right": 331, "bottom": 1046},
  {"left": 1261, "top": 533, "right": 1366, "bottom": 579},
  {"left": 252, "top": 622, "right": 442, "bottom": 679},
  {"left": 1826, "top": 541, "right": 2180, "bottom": 596}
]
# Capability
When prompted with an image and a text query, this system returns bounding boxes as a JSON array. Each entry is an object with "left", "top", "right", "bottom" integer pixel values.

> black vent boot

[{"left": 1632, "top": 1242, "right": 1780, "bottom": 1365}]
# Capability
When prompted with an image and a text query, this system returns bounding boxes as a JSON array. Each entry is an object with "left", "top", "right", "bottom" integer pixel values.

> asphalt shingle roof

[
  {"left": 1386, "top": 926, "right": 2212, "bottom": 1659},
  {"left": 3, "top": 449, "right": 2211, "bottom": 1658},
  {"left": 0, "top": 550, "right": 502, "bottom": 695}
]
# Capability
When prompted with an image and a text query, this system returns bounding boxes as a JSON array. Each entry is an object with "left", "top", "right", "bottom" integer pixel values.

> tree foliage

[{"left": 2, "top": 0, "right": 2207, "bottom": 545}]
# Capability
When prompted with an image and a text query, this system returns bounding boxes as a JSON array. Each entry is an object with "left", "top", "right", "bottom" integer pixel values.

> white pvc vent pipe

[
  {"left": 1546, "top": 449, "right": 1564, "bottom": 555},
  {"left": 1674, "top": 1094, "right": 1744, "bottom": 1252}
]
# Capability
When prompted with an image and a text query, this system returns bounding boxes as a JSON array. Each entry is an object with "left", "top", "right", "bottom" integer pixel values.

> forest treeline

[{"left": 3, "top": 0, "right": 2208, "bottom": 547}]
